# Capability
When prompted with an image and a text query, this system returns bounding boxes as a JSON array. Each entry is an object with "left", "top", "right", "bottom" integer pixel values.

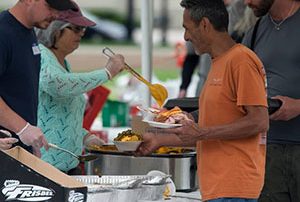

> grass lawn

[{"left": 154, "top": 67, "right": 181, "bottom": 81}]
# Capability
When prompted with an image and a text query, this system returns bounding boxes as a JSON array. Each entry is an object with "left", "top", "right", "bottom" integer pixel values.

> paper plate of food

[
  {"left": 113, "top": 129, "right": 143, "bottom": 152},
  {"left": 142, "top": 120, "right": 182, "bottom": 128},
  {"left": 141, "top": 106, "right": 188, "bottom": 128}
]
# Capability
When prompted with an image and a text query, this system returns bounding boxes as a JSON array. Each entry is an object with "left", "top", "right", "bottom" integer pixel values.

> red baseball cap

[
  {"left": 46, "top": 0, "right": 78, "bottom": 11},
  {"left": 57, "top": 1, "right": 96, "bottom": 27}
]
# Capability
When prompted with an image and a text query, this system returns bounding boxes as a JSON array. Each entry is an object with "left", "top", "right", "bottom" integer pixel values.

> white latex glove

[
  {"left": 17, "top": 123, "right": 49, "bottom": 157},
  {"left": 83, "top": 134, "right": 105, "bottom": 148},
  {"left": 0, "top": 137, "right": 18, "bottom": 150},
  {"left": 105, "top": 54, "right": 125, "bottom": 79}
]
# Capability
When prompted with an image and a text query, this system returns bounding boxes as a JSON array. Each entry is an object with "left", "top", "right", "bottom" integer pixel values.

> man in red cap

[{"left": 0, "top": 0, "right": 77, "bottom": 157}]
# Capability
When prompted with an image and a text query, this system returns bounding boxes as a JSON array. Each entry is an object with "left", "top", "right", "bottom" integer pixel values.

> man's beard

[{"left": 251, "top": 0, "right": 275, "bottom": 17}]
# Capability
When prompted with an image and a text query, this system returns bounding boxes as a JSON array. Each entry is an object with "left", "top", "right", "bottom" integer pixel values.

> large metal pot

[{"left": 86, "top": 150, "right": 197, "bottom": 192}]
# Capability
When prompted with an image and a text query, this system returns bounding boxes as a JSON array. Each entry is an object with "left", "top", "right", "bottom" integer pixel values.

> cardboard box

[{"left": 0, "top": 146, "right": 87, "bottom": 202}]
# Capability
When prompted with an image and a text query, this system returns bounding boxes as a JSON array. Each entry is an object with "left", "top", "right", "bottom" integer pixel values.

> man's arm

[
  {"left": 202, "top": 106, "right": 268, "bottom": 140},
  {"left": 0, "top": 97, "right": 48, "bottom": 157},
  {"left": 0, "top": 97, "right": 27, "bottom": 132},
  {"left": 136, "top": 132, "right": 195, "bottom": 156},
  {"left": 168, "top": 105, "right": 269, "bottom": 143},
  {"left": 137, "top": 106, "right": 268, "bottom": 155}
]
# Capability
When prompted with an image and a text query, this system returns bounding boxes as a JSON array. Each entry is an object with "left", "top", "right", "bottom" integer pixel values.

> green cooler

[{"left": 102, "top": 100, "right": 129, "bottom": 127}]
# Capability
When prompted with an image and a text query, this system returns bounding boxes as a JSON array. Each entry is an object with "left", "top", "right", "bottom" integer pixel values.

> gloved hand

[
  {"left": 83, "top": 134, "right": 105, "bottom": 148},
  {"left": 0, "top": 138, "right": 18, "bottom": 150},
  {"left": 17, "top": 123, "right": 49, "bottom": 157},
  {"left": 105, "top": 54, "right": 125, "bottom": 79},
  {"left": 0, "top": 129, "right": 18, "bottom": 150}
]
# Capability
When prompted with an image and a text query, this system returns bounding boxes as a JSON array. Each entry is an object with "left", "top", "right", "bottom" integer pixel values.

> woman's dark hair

[{"left": 180, "top": 0, "right": 229, "bottom": 32}]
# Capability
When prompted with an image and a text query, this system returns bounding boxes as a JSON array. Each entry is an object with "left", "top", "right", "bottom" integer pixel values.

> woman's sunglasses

[{"left": 66, "top": 26, "right": 87, "bottom": 34}]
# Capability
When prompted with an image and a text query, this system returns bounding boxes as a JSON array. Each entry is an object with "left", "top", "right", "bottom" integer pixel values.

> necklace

[{"left": 269, "top": 1, "right": 295, "bottom": 30}]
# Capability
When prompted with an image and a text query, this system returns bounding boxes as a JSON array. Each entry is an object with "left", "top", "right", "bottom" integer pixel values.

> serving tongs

[
  {"left": 48, "top": 143, "right": 98, "bottom": 162},
  {"left": 102, "top": 47, "right": 168, "bottom": 107},
  {"left": 142, "top": 175, "right": 171, "bottom": 185}
]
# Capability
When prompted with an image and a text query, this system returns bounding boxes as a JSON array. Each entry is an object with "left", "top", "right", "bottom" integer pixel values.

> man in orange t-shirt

[
  {"left": 137, "top": 0, "right": 269, "bottom": 201},
  {"left": 196, "top": 43, "right": 268, "bottom": 201}
]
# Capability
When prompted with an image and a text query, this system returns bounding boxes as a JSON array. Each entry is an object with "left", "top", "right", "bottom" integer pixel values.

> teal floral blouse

[{"left": 38, "top": 44, "right": 108, "bottom": 172}]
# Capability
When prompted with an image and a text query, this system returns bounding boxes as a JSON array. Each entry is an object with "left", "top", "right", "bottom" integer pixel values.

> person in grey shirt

[
  {"left": 243, "top": 0, "right": 300, "bottom": 201},
  {"left": 178, "top": 41, "right": 211, "bottom": 98}
]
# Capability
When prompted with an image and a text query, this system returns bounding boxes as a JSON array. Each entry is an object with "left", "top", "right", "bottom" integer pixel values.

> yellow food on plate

[{"left": 114, "top": 129, "right": 142, "bottom": 142}]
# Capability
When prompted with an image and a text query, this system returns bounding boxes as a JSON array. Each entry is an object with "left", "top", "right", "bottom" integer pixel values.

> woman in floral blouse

[{"left": 35, "top": 1, "right": 125, "bottom": 174}]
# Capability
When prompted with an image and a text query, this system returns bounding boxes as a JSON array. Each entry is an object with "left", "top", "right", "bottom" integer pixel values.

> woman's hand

[
  {"left": 83, "top": 134, "right": 105, "bottom": 148},
  {"left": 105, "top": 54, "right": 125, "bottom": 79}
]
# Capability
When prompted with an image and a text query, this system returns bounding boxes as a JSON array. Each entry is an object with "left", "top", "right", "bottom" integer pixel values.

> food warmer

[{"left": 86, "top": 148, "right": 198, "bottom": 192}]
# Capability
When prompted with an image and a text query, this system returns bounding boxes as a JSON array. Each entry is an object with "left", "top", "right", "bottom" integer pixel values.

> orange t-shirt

[{"left": 197, "top": 44, "right": 267, "bottom": 201}]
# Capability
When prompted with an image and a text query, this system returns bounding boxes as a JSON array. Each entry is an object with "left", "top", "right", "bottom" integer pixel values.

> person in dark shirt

[
  {"left": 243, "top": 0, "right": 300, "bottom": 201},
  {"left": 0, "top": 0, "right": 77, "bottom": 156}
]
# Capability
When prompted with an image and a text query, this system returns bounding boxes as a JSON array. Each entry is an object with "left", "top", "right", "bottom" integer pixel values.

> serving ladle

[
  {"left": 48, "top": 143, "right": 98, "bottom": 162},
  {"left": 102, "top": 47, "right": 168, "bottom": 107}
]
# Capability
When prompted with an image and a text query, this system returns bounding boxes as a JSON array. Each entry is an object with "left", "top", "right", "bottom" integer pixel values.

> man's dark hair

[{"left": 180, "top": 0, "right": 229, "bottom": 32}]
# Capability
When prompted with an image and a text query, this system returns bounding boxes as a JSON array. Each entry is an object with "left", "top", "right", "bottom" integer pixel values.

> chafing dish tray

[{"left": 86, "top": 146, "right": 197, "bottom": 192}]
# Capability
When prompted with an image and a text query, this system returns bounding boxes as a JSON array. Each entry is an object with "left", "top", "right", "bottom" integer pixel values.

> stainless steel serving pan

[{"left": 86, "top": 149, "right": 198, "bottom": 192}]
